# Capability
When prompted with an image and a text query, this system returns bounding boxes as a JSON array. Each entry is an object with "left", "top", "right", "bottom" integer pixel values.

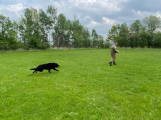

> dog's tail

[{"left": 30, "top": 68, "right": 36, "bottom": 70}]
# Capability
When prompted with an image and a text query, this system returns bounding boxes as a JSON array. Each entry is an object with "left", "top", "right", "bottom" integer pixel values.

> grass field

[{"left": 1, "top": 48, "right": 161, "bottom": 120}]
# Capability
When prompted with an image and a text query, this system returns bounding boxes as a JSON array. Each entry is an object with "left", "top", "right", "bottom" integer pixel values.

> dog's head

[{"left": 53, "top": 63, "right": 60, "bottom": 68}]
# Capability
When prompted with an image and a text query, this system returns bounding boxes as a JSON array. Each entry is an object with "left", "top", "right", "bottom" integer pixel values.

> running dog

[{"left": 30, "top": 63, "right": 59, "bottom": 74}]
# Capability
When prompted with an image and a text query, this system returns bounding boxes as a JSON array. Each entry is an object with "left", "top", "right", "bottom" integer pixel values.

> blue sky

[{"left": 0, "top": 0, "right": 161, "bottom": 39}]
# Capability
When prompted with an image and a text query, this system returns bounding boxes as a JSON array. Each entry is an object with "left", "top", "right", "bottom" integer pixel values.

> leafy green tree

[
  {"left": 52, "top": 14, "right": 89, "bottom": 48},
  {"left": 19, "top": 6, "right": 57, "bottom": 49},
  {"left": 81, "top": 27, "right": 91, "bottom": 48},
  {"left": 0, "top": 14, "right": 7, "bottom": 40},
  {"left": 19, "top": 8, "right": 37, "bottom": 48},
  {"left": 70, "top": 16, "right": 84, "bottom": 48},
  {"left": 118, "top": 23, "right": 129, "bottom": 47},
  {"left": 106, "top": 15, "right": 161, "bottom": 48},
  {"left": 129, "top": 19, "right": 143, "bottom": 47},
  {"left": 53, "top": 13, "right": 67, "bottom": 47},
  {"left": 143, "top": 15, "right": 161, "bottom": 37},
  {"left": 91, "top": 29, "right": 98, "bottom": 48},
  {"left": 142, "top": 15, "right": 161, "bottom": 47},
  {"left": 106, "top": 24, "right": 120, "bottom": 43},
  {"left": 128, "top": 33, "right": 135, "bottom": 48},
  {"left": 0, "top": 14, "right": 19, "bottom": 49},
  {"left": 153, "top": 32, "right": 161, "bottom": 48},
  {"left": 64, "top": 20, "right": 72, "bottom": 47},
  {"left": 104, "top": 40, "right": 111, "bottom": 48},
  {"left": 138, "top": 30, "right": 150, "bottom": 48},
  {"left": 46, "top": 5, "right": 57, "bottom": 25},
  {"left": 52, "top": 18, "right": 72, "bottom": 48},
  {"left": 98, "top": 35, "right": 104, "bottom": 48}
]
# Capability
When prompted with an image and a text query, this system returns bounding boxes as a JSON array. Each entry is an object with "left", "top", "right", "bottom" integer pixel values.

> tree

[
  {"left": 138, "top": 30, "right": 150, "bottom": 48},
  {"left": 118, "top": 23, "right": 129, "bottom": 47},
  {"left": 19, "top": 8, "right": 38, "bottom": 48},
  {"left": 53, "top": 13, "right": 67, "bottom": 47},
  {"left": 52, "top": 15, "right": 91, "bottom": 48},
  {"left": 82, "top": 27, "right": 91, "bottom": 48},
  {"left": 0, "top": 14, "right": 19, "bottom": 49},
  {"left": 98, "top": 35, "right": 104, "bottom": 48},
  {"left": 91, "top": 29, "right": 98, "bottom": 48},
  {"left": 107, "top": 24, "right": 120, "bottom": 43},
  {"left": 143, "top": 15, "right": 161, "bottom": 37},
  {"left": 18, "top": 6, "right": 57, "bottom": 49},
  {"left": 153, "top": 32, "right": 161, "bottom": 48},
  {"left": 106, "top": 24, "right": 120, "bottom": 48},
  {"left": 0, "top": 14, "right": 7, "bottom": 40},
  {"left": 63, "top": 20, "right": 72, "bottom": 47},
  {"left": 70, "top": 16, "right": 84, "bottom": 48},
  {"left": 129, "top": 19, "right": 143, "bottom": 47},
  {"left": 52, "top": 14, "right": 74, "bottom": 47}
]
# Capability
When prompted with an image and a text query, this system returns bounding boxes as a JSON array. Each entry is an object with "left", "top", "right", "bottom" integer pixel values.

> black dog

[{"left": 30, "top": 63, "right": 59, "bottom": 74}]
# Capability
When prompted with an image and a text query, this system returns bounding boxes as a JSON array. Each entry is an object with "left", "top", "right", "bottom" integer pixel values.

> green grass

[{"left": 1, "top": 48, "right": 161, "bottom": 119}]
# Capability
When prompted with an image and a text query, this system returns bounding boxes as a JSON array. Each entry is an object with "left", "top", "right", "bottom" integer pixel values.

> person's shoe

[
  {"left": 109, "top": 62, "right": 112, "bottom": 66},
  {"left": 113, "top": 62, "right": 116, "bottom": 65}
]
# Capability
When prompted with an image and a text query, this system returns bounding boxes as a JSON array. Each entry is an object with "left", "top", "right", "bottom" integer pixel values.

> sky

[{"left": 0, "top": 0, "right": 161, "bottom": 39}]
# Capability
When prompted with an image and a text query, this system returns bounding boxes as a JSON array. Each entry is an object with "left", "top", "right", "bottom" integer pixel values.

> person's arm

[{"left": 114, "top": 46, "right": 119, "bottom": 53}]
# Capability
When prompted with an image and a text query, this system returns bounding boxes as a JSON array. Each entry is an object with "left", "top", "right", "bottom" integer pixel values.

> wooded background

[{"left": 0, "top": 5, "right": 161, "bottom": 50}]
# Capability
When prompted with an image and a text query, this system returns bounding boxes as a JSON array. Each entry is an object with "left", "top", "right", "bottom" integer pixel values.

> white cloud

[
  {"left": 7, "top": 3, "right": 25, "bottom": 12},
  {"left": 96, "top": 0, "right": 121, "bottom": 12},
  {"left": 86, "top": 20, "right": 101, "bottom": 28},
  {"left": 79, "top": 0, "right": 97, "bottom": 4},
  {"left": 82, "top": 16, "right": 93, "bottom": 21},
  {"left": 67, "top": 0, "right": 124, "bottom": 13},
  {"left": 0, "top": 3, "right": 25, "bottom": 19},
  {"left": 133, "top": 10, "right": 161, "bottom": 19},
  {"left": 52, "top": 1, "right": 62, "bottom": 9},
  {"left": 155, "top": 11, "right": 161, "bottom": 18},
  {"left": 102, "top": 17, "right": 116, "bottom": 25},
  {"left": 133, "top": 10, "right": 159, "bottom": 17},
  {"left": 133, "top": 10, "right": 151, "bottom": 16}
]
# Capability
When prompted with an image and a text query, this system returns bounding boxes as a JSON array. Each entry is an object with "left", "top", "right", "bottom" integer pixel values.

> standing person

[{"left": 109, "top": 42, "right": 119, "bottom": 66}]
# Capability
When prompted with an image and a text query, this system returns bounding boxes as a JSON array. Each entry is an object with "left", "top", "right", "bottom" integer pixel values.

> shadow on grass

[{"left": 27, "top": 71, "right": 60, "bottom": 77}]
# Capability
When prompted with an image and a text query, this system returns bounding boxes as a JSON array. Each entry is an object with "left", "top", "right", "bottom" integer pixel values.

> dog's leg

[
  {"left": 33, "top": 71, "right": 36, "bottom": 74},
  {"left": 48, "top": 69, "right": 50, "bottom": 73},
  {"left": 53, "top": 68, "right": 59, "bottom": 71}
]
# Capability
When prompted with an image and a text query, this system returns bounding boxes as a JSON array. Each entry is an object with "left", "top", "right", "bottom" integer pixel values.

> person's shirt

[{"left": 110, "top": 45, "right": 119, "bottom": 54}]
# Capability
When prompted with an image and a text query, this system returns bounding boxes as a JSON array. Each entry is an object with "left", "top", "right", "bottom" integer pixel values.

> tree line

[
  {"left": 0, "top": 5, "right": 106, "bottom": 50},
  {"left": 106, "top": 15, "right": 161, "bottom": 48},
  {"left": 1, "top": 5, "right": 161, "bottom": 50}
]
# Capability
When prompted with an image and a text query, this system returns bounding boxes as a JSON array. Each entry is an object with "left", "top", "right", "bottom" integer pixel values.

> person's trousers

[{"left": 111, "top": 53, "right": 116, "bottom": 63}]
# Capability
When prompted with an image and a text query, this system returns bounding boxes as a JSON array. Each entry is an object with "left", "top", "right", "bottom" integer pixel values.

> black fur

[{"left": 30, "top": 63, "right": 59, "bottom": 74}]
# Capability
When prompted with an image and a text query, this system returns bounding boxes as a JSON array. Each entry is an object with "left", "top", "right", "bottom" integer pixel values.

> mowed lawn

[{"left": 0, "top": 48, "right": 161, "bottom": 119}]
